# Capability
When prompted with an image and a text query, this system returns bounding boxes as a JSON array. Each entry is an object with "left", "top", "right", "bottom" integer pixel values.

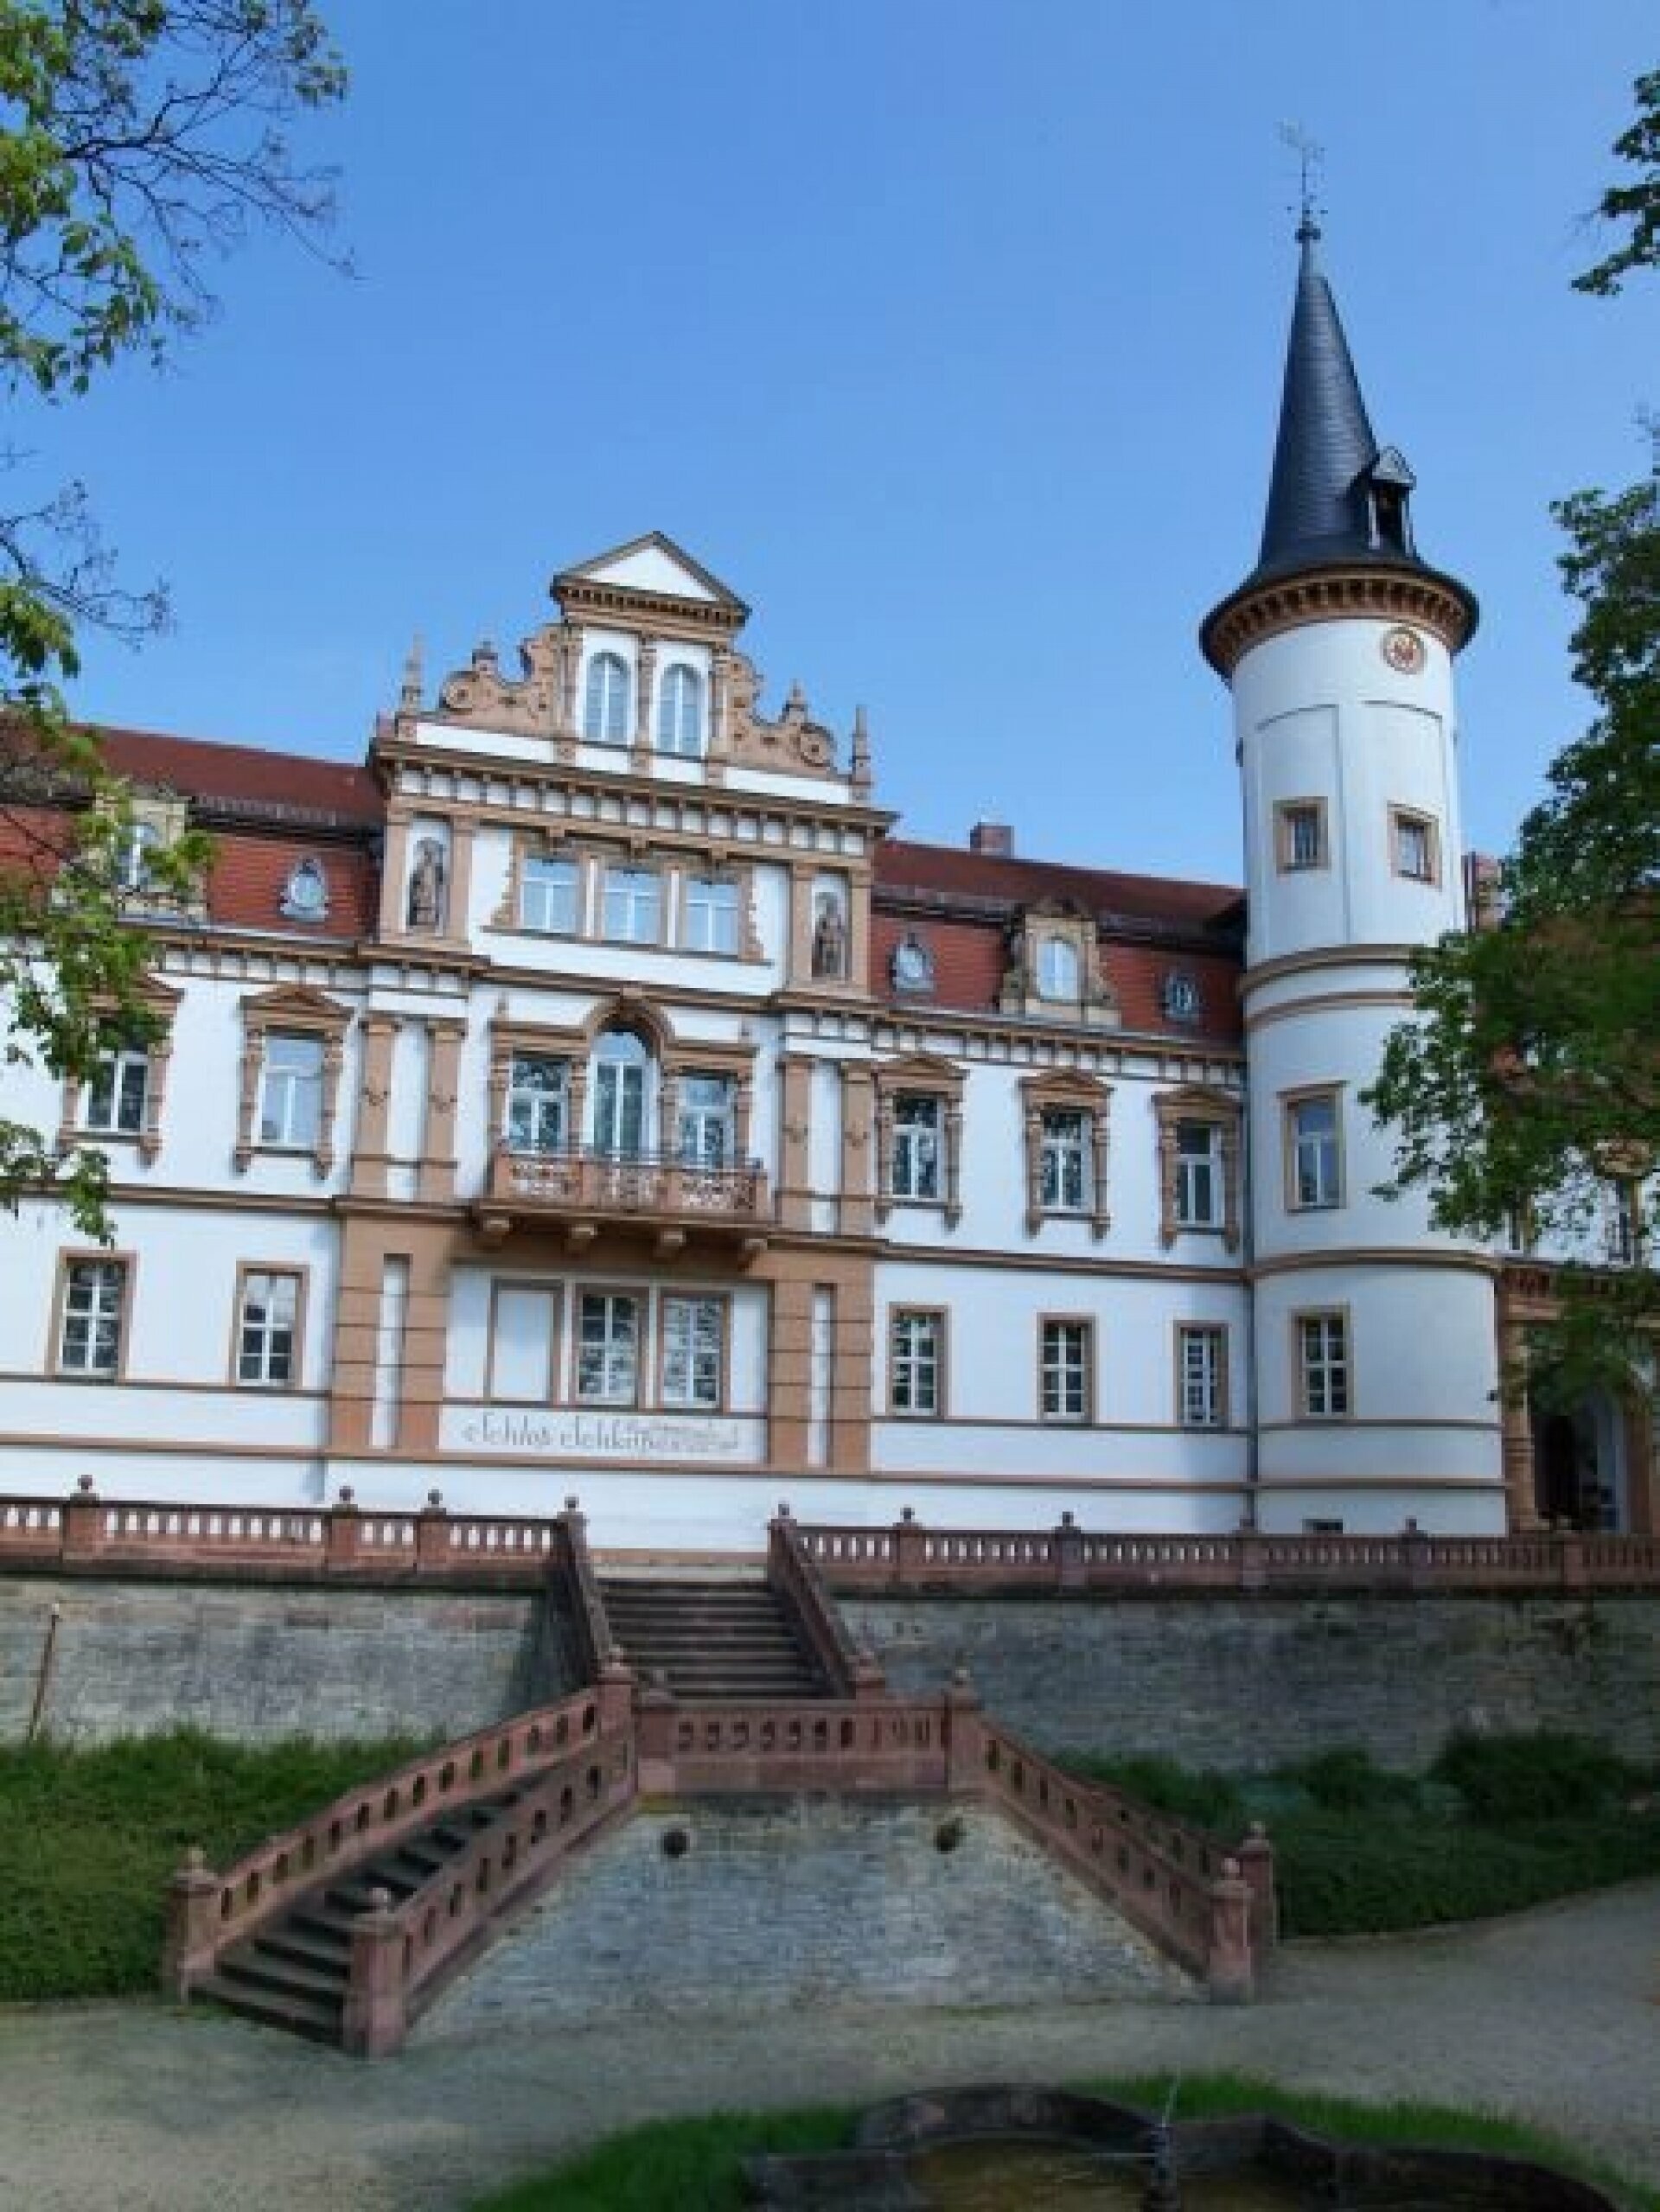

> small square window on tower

[
  {"left": 1389, "top": 806, "right": 1440, "bottom": 885},
  {"left": 1275, "top": 798, "right": 1328, "bottom": 872}
]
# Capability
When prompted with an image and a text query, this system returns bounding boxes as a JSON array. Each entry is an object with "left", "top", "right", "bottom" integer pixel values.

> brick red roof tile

[
  {"left": 207, "top": 832, "right": 378, "bottom": 938},
  {"left": 93, "top": 724, "right": 382, "bottom": 826},
  {"left": 876, "top": 837, "right": 1242, "bottom": 930}
]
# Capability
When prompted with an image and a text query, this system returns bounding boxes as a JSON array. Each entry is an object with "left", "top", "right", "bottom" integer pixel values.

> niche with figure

[
  {"left": 405, "top": 822, "right": 452, "bottom": 934},
  {"left": 810, "top": 874, "right": 850, "bottom": 981}
]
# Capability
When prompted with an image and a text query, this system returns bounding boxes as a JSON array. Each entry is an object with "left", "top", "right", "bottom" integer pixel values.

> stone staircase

[
  {"left": 598, "top": 1575, "right": 832, "bottom": 1699},
  {"left": 195, "top": 1787, "right": 525, "bottom": 2042}
]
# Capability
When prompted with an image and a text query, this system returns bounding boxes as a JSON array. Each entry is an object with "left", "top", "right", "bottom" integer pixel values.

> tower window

[
  {"left": 1037, "top": 936, "right": 1081, "bottom": 1000},
  {"left": 1039, "top": 1317, "right": 1092, "bottom": 1423},
  {"left": 1275, "top": 799, "right": 1328, "bottom": 872},
  {"left": 1285, "top": 1090, "right": 1343, "bottom": 1210},
  {"left": 1390, "top": 806, "right": 1440, "bottom": 885},
  {"left": 890, "top": 1308, "right": 944, "bottom": 1417},
  {"left": 1177, "top": 1324, "right": 1226, "bottom": 1429},
  {"left": 583, "top": 652, "right": 630, "bottom": 744},
  {"left": 1296, "top": 1310, "right": 1350, "bottom": 1419},
  {"left": 56, "top": 1256, "right": 130, "bottom": 1377}
]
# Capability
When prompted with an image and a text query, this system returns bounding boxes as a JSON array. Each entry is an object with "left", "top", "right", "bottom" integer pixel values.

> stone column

[
  {"left": 778, "top": 1055, "right": 813, "bottom": 1230},
  {"left": 840, "top": 1064, "right": 875, "bottom": 1237},
  {"left": 443, "top": 817, "right": 476, "bottom": 948},
  {"left": 1499, "top": 1312, "right": 1540, "bottom": 1532},
  {"left": 351, "top": 1013, "right": 399, "bottom": 1199},
  {"left": 378, "top": 806, "right": 412, "bottom": 940},
  {"left": 418, "top": 1019, "right": 467, "bottom": 1203},
  {"left": 631, "top": 639, "right": 657, "bottom": 774},
  {"left": 788, "top": 864, "right": 814, "bottom": 987}
]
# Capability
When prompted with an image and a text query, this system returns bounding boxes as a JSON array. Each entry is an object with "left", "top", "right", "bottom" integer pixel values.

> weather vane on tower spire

[{"left": 1278, "top": 122, "right": 1325, "bottom": 243}]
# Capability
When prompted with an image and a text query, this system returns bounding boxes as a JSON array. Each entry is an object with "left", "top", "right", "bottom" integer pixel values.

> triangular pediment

[
  {"left": 239, "top": 982, "right": 349, "bottom": 1030},
  {"left": 556, "top": 532, "right": 747, "bottom": 613}
]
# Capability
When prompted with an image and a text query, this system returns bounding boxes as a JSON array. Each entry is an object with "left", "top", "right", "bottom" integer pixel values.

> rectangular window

[
  {"left": 1175, "top": 1120, "right": 1223, "bottom": 1228},
  {"left": 520, "top": 853, "right": 579, "bottom": 934},
  {"left": 1039, "top": 1317, "right": 1091, "bottom": 1423},
  {"left": 83, "top": 1049, "right": 149, "bottom": 1137},
  {"left": 57, "top": 1257, "right": 127, "bottom": 1377},
  {"left": 236, "top": 1268, "right": 302, "bottom": 1387},
  {"left": 602, "top": 867, "right": 661, "bottom": 946},
  {"left": 891, "top": 1095, "right": 942, "bottom": 1202},
  {"left": 576, "top": 1291, "right": 640, "bottom": 1405},
  {"left": 1276, "top": 799, "right": 1328, "bottom": 872},
  {"left": 259, "top": 1033, "right": 324, "bottom": 1149},
  {"left": 1390, "top": 807, "right": 1439, "bottom": 884},
  {"left": 1606, "top": 1182, "right": 1641, "bottom": 1267},
  {"left": 683, "top": 877, "right": 738, "bottom": 955},
  {"left": 1040, "top": 1109, "right": 1090, "bottom": 1213},
  {"left": 1297, "top": 1311, "right": 1350, "bottom": 1419},
  {"left": 677, "top": 1074, "right": 735, "bottom": 1168},
  {"left": 506, "top": 1053, "right": 570, "bottom": 1154},
  {"left": 1177, "top": 1324, "right": 1225, "bottom": 1429},
  {"left": 661, "top": 1294, "right": 725, "bottom": 1409},
  {"left": 1286, "top": 1092, "right": 1342, "bottom": 1210},
  {"left": 890, "top": 1308, "right": 943, "bottom": 1417}
]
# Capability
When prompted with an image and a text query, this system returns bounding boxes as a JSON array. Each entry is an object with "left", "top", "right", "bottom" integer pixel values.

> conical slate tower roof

[{"left": 1255, "top": 220, "right": 1382, "bottom": 577}]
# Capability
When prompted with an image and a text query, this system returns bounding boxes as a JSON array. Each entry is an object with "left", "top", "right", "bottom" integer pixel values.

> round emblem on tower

[{"left": 1381, "top": 625, "right": 1427, "bottom": 675}]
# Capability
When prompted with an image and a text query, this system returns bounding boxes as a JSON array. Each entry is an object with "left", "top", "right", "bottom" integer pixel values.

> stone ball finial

[
  {"left": 776, "top": 1499, "right": 792, "bottom": 1519},
  {"left": 337, "top": 1484, "right": 356, "bottom": 1507},
  {"left": 367, "top": 1886, "right": 392, "bottom": 1915},
  {"left": 901, "top": 1505, "right": 916, "bottom": 1523},
  {"left": 565, "top": 1495, "right": 580, "bottom": 1513},
  {"left": 1059, "top": 1509, "right": 1076, "bottom": 1528},
  {"left": 185, "top": 1846, "right": 205, "bottom": 1871},
  {"left": 425, "top": 1488, "right": 444, "bottom": 1510},
  {"left": 76, "top": 1473, "right": 96, "bottom": 1495}
]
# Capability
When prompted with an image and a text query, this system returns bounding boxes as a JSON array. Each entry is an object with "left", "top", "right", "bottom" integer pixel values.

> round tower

[{"left": 1200, "top": 220, "right": 1505, "bottom": 1536}]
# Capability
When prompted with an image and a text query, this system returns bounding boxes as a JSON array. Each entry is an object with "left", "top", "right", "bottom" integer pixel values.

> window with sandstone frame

[
  {"left": 233, "top": 985, "right": 350, "bottom": 1179},
  {"left": 51, "top": 1253, "right": 133, "bottom": 1379},
  {"left": 889, "top": 1306, "right": 945, "bottom": 1418},
  {"left": 1020, "top": 1071, "right": 1112, "bottom": 1238},
  {"left": 57, "top": 974, "right": 181, "bottom": 1169},
  {"left": 874, "top": 1057, "right": 965, "bottom": 1226},
  {"left": 1153, "top": 1086, "right": 1242, "bottom": 1250}
]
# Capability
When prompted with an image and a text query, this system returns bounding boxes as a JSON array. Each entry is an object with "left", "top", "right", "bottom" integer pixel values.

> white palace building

[{"left": 0, "top": 227, "right": 1653, "bottom": 1552}]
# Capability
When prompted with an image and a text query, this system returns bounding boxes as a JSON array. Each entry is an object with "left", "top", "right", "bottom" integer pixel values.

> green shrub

[
  {"left": 1053, "top": 1750, "right": 1243, "bottom": 1833},
  {"left": 1431, "top": 1730, "right": 1639, "bottom": 1824},
  {"left": 1275, "top": 1745, "right": 1420, "bottom": 1814}
]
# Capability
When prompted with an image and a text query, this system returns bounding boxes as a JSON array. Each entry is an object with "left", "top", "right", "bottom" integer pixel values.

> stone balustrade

[
  {"left": 0, "top": 1482, "right": 572, "bottom": 1587},
  {"left": 797, "top": 1514, "right": 1660, "bottom": 1596}
]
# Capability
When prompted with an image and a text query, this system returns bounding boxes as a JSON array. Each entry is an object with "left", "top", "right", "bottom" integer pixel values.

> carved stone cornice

[{"left": 1200, "top": 561, "right": 1478, "bottom": 679}]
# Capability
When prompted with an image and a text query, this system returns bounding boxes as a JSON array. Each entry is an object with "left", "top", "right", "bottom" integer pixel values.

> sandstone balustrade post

[
  {"left": 597, "top": 1653, "right": 637, "bottom": 1736},
  {"left": 851, "top": 1647, "right": 888, "bottom": 1701},
  {"left": 342, "top": 1889, "right": 407, "bottom": 2057},
  {"left": 1235, "top": 1822, "right": 1278, "bottom": 1954},
  {"left": 943, "top": 1667, "right": 984, "bottom": 1795},
  {"left": 1054, "top": 1511, "right": 1085, "bottom": 1592},
  {"left": 1401, "top": 1516, "right": 1432, "bottom": 1594},
  {"left": 1204, "top": 1858, "right": 1255, "bottom": 2004},
  {"left": 635, "top": 1679, "right": 677, "bottom": 1794},
  {"left": 61, "top": 1476, "right": 103, "bottom": 1567},
  {"left": 161, "top": 1847, "right": 221, "bottom": 1998},
  {"left": 893, "top": 1508, "right": 925, "bottom": 1589},
  {"left": 1557, "top": 1529, "right": 1588, "bottom": 1591},
  {"left": 326, "top": 1487, "right": 363, "bottom": 1576},
  {"left": 415, "top": 1488, "right": 449, "bottom": 1578},
  {"left": 1236, "top": 1521, "right": 1266, "bottom": 1595}
]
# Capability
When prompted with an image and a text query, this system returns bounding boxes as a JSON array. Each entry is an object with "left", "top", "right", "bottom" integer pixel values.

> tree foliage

[
  {"left": 1368, "top": 68, "right": 1660, "bottom": 1405},
  {"left": 0, "top": 1, "right": 345, "bottom": 1233}
]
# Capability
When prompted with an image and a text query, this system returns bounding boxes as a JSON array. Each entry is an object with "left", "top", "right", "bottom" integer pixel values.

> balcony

[{"left": 475, "top": 1144, "right": 771, "bottom": 1260}]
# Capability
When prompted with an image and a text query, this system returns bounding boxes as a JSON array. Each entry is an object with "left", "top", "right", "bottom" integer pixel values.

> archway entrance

[{"left": 1530, "top": 1390, "right": 1628, "bottom": 1530}]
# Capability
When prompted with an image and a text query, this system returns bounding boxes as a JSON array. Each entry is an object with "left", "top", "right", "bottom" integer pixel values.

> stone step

[
  {"left": 217, "top": 1943, "right": 348, "bottom": 2006},
  {"left": 195, "top": 1971, "right": 343, "bottom": 2044}
]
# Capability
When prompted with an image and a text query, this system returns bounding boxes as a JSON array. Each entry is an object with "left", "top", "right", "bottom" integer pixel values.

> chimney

[{"left": 968, "top": 821, "right": 1013, "bottom": 857}]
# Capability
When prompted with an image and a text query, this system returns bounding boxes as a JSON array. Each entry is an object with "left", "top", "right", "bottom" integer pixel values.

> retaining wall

[
  {"left": 412, "top": 1796, "right": 1195, "bottom": 2043},
  {"left": 0, "top": 1578, "right": 578, "bottom": 1744},
  {"left": 843, "top": 1593, "right": 1660, "bottom": 1769}
]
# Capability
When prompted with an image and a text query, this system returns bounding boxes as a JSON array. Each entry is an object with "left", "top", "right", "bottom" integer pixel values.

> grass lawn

[
  {"left": 0, "top": 1728, "right": 425, "bottom": 2000},
  {"left": 469, "top": 2071, "right": 1660, "bottom": 2211}
]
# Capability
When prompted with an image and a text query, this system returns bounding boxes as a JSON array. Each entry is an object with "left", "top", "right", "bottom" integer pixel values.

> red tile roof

[
  {"left": 876, "top": 837, "right": 1242, "bottom": 930},
  {"left": 207, "top": 832, "right": 378, "bottom": 938},
  {"left": 93, "top": 724, "right": 382, "bottom": 826}
]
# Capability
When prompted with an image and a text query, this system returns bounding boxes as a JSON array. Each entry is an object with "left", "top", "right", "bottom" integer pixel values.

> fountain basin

[{"left": 743, "top": 2086, "right": 1620, "bottom": 2208}]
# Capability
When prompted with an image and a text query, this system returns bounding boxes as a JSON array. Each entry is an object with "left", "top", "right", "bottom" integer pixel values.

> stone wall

[
  {"left": 0, "top": 1577, "right": 579, "bottom": 1744},
  {"left": 843, "top": 1593, "right": 1660, "bottom": 1770},
  {"left": 413, "top": 1796, "right": 1195, "bottom": 2044}
]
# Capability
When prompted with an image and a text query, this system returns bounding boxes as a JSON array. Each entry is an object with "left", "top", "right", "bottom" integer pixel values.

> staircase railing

[
  {"left": 766, "top": 1508, "right": 880, "bottom": 1699},
  {"left": 163, "top": 1685, "right": 621, "bottom": 1998}
]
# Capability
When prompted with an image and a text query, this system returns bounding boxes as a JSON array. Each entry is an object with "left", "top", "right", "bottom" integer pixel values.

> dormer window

[
  {"left": 120, "top": 819, "right": 163, "bottom": 892},
  {"left": 1364, "top": 447, "right": 1417, "bottom": 559},
  {"left": 584, "top": 651, "right": 630, "bottom": 744},
  {"left": 1038, "top": 937, "right": 1080, "bottom": 1001},
  {"left": 656, "top": 664, "right": 703, "bottom": 756}
]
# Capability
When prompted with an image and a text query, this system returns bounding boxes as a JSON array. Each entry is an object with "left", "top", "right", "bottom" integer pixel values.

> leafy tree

[
  {"left": 1368, "top": 69, "right": 1660, "bottom": 1406},
  {"left": 0, "top": 2, "right": 346, "bottom": 1233}
]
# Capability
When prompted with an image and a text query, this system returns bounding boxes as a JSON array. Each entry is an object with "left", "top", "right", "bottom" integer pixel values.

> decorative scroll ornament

[
  {"left": 726, "top": 657, "right": 839, "bottom": 779},
  {"left": 436, "top": 625, "right": 564, "bottom": 734}
]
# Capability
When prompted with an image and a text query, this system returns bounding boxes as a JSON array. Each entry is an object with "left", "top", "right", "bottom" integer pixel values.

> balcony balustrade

[{"left": 476, "top": 1142, "right": 770, "bottom": 1258}]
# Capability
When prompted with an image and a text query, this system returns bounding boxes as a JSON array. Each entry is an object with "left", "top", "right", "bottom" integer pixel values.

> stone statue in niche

[
  {"left": 406, "top": 838, "right": 447, "bottom": 930},
  {"left": 811, "top": 889, "right": 848, "bottom": 980}
]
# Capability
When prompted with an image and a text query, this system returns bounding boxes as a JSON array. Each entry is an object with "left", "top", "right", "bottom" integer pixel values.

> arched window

[
  {"left": 590, "top": 1027, "right": 652, "bottom": 1157},
  {"left": 1038, "top": 936, "right": 1080, "bottom": 1001},
  {"left": 583, "top": 652, "right": 630, "bottom": 744},
  {"left": 656, "top": 664, "right": 703, "bottom": 756}
]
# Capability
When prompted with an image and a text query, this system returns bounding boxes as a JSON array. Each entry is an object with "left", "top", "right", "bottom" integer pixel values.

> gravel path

[{"left": 0, "top": 1879, "right": 1656, "bottom": 2210}]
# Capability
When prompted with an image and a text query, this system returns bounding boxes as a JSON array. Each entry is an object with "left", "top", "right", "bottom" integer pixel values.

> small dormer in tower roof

[{"left": 552, "top": 531, "right": 750, "bottom": 638}]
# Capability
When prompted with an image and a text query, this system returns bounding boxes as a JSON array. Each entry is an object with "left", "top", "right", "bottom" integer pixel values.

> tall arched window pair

[{"left": 582, "top": 653, "right": 703, "bottom": 755}]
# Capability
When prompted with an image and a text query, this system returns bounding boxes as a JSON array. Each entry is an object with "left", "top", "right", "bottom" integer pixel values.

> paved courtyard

[{"left": 0, "top": 1877, "right": 1656, "bottom": 2209}]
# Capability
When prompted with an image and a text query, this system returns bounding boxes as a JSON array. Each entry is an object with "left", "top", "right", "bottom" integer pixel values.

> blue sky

[{"left": 35, "top": 0, "right": 1660, "bottom": 887}]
